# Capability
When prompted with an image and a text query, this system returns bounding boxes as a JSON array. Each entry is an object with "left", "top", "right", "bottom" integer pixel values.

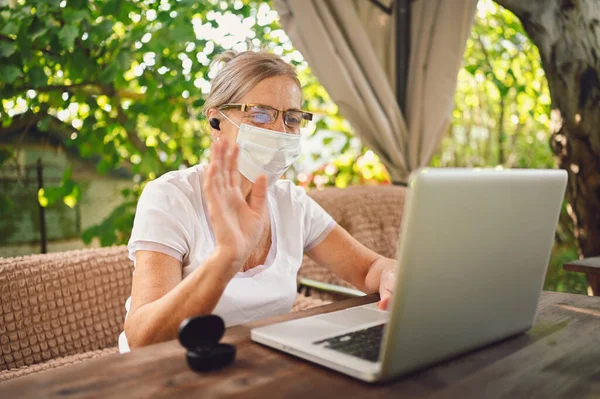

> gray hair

[{"left": 202, "top": 50, "right": 301, "bottom": 117}]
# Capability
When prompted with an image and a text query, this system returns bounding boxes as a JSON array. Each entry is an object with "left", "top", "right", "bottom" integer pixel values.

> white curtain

[{"left": 274, "top": 0, "right": 478, "bottom": 183}]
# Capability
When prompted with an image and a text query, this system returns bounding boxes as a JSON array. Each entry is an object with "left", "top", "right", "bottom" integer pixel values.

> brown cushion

[
  {"left": 0, "top": 246, "right": 133, "bottom": 372},
  {"left": 301, "top": 185, "right": 407, "bottom": 294}
]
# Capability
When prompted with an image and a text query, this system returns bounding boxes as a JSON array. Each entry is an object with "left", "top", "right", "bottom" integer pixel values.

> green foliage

[
  {"left": 82, "top": 200, "right": 137, "bottom": 246},
  {"left": 298, "top": 146, "right": 390, "bottom": 190},
  {"left": 0, "top": 0, "right": 306, "bottom": 245},
  {"left": 37, "top": 166, "right": 81, "bottom": 208},
  {"left": 0, "top": 146, "right": 13, "bottom": 166},
  {"left": 0, "top": 146, "right": 15, "bottom": 216},
  {"left": 430, "top": 0, "right": 554, "bottom": 169},
  {"left": 295, "top": 67, "right": 391, "bottom": 189},
  {"left": 544, "top": 244, "right": 587, "bottom": 294}
]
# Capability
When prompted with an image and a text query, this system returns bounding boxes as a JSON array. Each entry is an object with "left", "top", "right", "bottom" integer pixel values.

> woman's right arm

[
  {"left": 124, "top": 248, "right": 240, "bottom": 348},
  {"left": 124, "top": 138, "right": 268, "bottom": 349}
]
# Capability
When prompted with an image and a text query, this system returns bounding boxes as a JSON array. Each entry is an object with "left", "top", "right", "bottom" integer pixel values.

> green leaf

[
  {"left": 69, "top": 0, "right": 89, "bottom": 9},
  {"left": 117, "top": 51, "right": 131, "bottom": 70},
  {"left": 239, "top": 5, "right": 252, "bottom": 18},
  {"left": 193, "top": 98, "right": 205, "bottom": 108},
  {"left": 0, "top": 65, "right": 23, "bottom": 83},
  {"left": 0, "top": 147, "right": 13, "bottom": 167},
  {"left": 0, "top": 42, "right": 16, "bottom": 58},
  {"left": 464, "top": 63, "right": 479, "bottom": 76},
  {"left": 81, "top": 226, "right": 97, "bottom": 244},
  {"left": 96, "top": 19, "right": 114, "bottom": 36},
  {"left": 96, "top": 158, "right": 113, "bottom": 175},
  {"left": 29, "top": 23, "right": 48, "bottom": 42},
  {"left": 29, "top": 66, "right": 47, "bottom": 88},
  {"left": 79, "top": 143, "right": 94, "bottom": 158},
  {"left": 139, "top": 152, "right": 159, "bottom": 175},
  {"left": 38, "top": 116, "right": 52, "bottom": 132},
  {"left": 63, "top": 184, "right": 81, "bottom": 208},
  {"left": 1, "top": 115, "right": 13, "bottom": 128},
  {"left": 58, "top": 24, "right": 79, "bottom": 50},
  {"left": 103, "top": 0, "right": 120, "bottom": 17},
  {"left": 0, "top": 195, "right": 14, "bottom": 215},
  {"left": 99, "top": 62, "right": 119, "bottom": 83},
  {"left": 1, "top": 22, "right": 19, "bottom": 36},
  {"left": 40, "top": 186, "right": 63, "bottom": 206},
  {"left": 72, "top": 48, "right": 96, "bottom": 77},
  {"left": 62, "top": 166, "right": 73, "bottom": 182},
  {"left": 64, "top": 9, "right": 91, "bottom": 24},
  {"left": 316, "top": 119, "right": 328, "bottom": 130},
  {"left": 46, "top": 0, "right": 63, "bottom": 8},
  {"left": 170, "top": 22, "right": 194, "bottom": 41}
]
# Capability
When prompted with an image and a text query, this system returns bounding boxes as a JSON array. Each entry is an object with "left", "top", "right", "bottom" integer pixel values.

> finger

[
  {"left": 212, "top": 147, "right": 223, "bottom": 194},
  {"left": 227, "top": 142, "right": 240, "bottom": 188},
  {"left": 222, "top": 139, "right": 232, "bottom": 187},
  {"left": 211, "top": 138, "right": 222, "bottom": 163},
  {"left": 231, "top": 144, "right": 241, "bottom": 188},
  {"left": 377, "top": 297, "right": 390, "bottom": 311},
  {"left": 204, "top": 146, "right": 222, "bottom": 211},
  {"left": 204, "top": 159, "right": 217, "bottom": 195},
  {"left": 214, "top": 140, "right": 226, "bottom": 190},
  {"left": 205, "top": 143, "right": 220, "bottom": 187},
  {"left": 248, "top": 174, "right": 268, "bottom": 214}
]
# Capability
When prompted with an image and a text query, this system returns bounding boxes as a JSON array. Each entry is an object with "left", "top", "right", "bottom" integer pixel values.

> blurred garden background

[{"left": 0, "top": 0, "right": 586, "bottom": 293}]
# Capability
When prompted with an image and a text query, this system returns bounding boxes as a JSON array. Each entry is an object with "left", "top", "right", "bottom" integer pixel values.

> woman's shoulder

[
  {"left": 145, "top": 164, "right": 205, "bottom": 197},
  {"left": 146, "top": 165, "right": 204, "bottom": 191}
]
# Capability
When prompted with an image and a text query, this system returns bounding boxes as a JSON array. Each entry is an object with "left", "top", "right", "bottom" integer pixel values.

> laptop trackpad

[{"left": 315, "top": 306, "right": 389, "bottom": 329}]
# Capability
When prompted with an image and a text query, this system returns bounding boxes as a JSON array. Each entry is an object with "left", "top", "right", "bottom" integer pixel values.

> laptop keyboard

[{"left": 313, "top": 323, "right": 386, "bottom": 362}]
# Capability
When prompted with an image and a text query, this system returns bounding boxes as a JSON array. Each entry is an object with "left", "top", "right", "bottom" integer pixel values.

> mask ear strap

[{"left": 219, "top": 111, "right": 240, "bottom": 129}]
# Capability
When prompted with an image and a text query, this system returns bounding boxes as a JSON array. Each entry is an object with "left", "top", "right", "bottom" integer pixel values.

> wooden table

[{"left": 1, "top": 291, "right": 599, "bottom": 399}]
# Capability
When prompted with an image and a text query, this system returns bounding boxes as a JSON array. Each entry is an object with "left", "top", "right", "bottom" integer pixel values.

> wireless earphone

[{"left": 209, "top": 118, "right": 221, "bottom": 131}]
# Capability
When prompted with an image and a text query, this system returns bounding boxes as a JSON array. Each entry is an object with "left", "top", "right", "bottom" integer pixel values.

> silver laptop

[{"left": 251, "top": 168, "right": 568, "bottom": 383}]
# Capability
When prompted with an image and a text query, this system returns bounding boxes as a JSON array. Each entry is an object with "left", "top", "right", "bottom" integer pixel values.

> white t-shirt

[{"left": 118, "top": 165, "right": 336, "bottom": 353}]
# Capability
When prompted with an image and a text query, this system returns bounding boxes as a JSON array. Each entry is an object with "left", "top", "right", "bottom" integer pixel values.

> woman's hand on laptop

[{"left": 377, "top": 263, "right": 396, "bottom": 310}]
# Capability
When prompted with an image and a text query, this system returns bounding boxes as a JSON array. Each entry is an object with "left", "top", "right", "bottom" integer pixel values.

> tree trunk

[{"left": 496, "top": 0, "right": 600, "bottom": 290}]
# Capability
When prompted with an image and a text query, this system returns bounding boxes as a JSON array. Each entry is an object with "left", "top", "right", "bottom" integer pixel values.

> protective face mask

[{"left": 219, "top": 112, "right": 301, "bottom": 186}]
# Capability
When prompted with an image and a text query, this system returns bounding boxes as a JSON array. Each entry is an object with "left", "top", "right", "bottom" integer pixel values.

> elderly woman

[{"left": 119, "top": 51, "right": 397, "bottom": 352}]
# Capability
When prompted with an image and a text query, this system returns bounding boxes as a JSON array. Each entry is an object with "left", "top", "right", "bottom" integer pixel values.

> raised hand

[{"left": 203, "top": 138, "right": 268, "bottom": 276}]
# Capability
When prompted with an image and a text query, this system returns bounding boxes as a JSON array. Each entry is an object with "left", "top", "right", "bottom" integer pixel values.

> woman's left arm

[{"left": 306, "top": 225, "right": 396, "bottom": 310}]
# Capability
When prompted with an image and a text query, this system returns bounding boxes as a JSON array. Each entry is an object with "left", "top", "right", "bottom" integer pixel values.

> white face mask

[{"left": 219, "top": 112, "right": 301, "bottom": 186}]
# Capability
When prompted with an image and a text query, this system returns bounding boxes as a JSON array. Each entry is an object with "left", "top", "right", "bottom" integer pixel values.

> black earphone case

[{"left": 178, "top": 314, "right": 236, "bottom": 372}]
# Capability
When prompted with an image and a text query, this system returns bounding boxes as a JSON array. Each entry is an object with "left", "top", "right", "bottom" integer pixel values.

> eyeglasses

[{"left": 217, "top": 103, "right": 313, "bottom": 132}]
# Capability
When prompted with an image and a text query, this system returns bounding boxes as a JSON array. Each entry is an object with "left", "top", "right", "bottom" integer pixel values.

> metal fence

[{"left": 0, "top": 159, "right": 80, "bottom": 253}]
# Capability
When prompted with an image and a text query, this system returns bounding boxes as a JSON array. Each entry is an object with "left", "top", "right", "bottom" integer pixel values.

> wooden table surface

[{"left": 1, "top": 291, "right": 599, "bottom": 399}]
